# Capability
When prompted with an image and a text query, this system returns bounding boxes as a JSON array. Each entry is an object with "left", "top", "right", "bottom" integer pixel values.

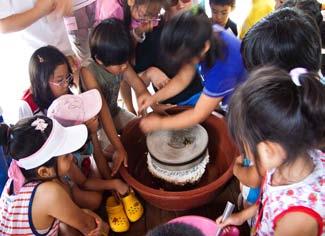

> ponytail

[{"left": 298, "top": 73, "right": 325, "bottom": 145}]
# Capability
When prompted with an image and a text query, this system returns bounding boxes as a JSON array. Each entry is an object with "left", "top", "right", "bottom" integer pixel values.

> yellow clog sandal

[
  {"left": 106, "top": 196, "right": 130, "bottom": 233},
  {"left": 120, "top": 189, "right": 144, "bottom": 222}
]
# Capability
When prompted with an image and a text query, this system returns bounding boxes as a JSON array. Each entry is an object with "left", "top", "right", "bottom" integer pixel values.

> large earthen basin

[{"left": 119, "top": 107, "right": 238, "bottom": 211}]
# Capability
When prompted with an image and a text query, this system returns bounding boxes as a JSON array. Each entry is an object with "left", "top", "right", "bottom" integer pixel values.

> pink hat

[
  {"left": 47, "top": 89, "right": 102, "bottom": 127},
  {"left": 169, "top": 216, "right": 239, "bottom": 236}
]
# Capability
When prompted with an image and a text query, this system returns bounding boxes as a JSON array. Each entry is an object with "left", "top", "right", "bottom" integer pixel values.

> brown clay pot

[{"left": 119, "top": 107, "right": 239, "bottom": 211}]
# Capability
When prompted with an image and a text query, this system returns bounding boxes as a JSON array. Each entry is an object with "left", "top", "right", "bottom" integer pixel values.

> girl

[
  {"left": 95, "top": 0, "right": 165, "bottom": 43},
  {"left": 81, "top": 19, "right": 160, "bottom": 175},
  {"left": 47, "top": 90, "right": 130, "bottom": 193},
  {"left": 18, "top": 46, "right": 75, "bottom": 120},
  {"left": 217, "top": 66, "right": 325, "bottom": 236},
  {"left": 138, "top": 7, "right": 246, "bottom": 132},
  {"left": 0, "top": 115, "right": 109, "bottom": 235},
  {"left": 95, "top": 0, "right": 166, "bottom": 115}
]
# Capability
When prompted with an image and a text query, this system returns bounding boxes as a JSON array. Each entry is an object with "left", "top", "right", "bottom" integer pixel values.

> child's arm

[
  {"left": 81, "top": 67, "right": 127, "bottom": 174},
  {"left": 274, "top": 212, "right": 319, "bottom": 236},
  {"left": 85, "top": 117, "right": 112, "bottom": 179},
  {"left": 123, "top": 63, "right": 149, "bottom": 97},
  {"left": 216, "top": 204, "right": 258, "bottom": 229},
  {"left": 0, "top": 0, "right": 55, "bottom": 33},
  {"left": 34, "top": 181, "right": 108, "bottom": 235},
  {"left": 69, "top": 161, "right": 129, "bottom": 195},
  {"left": 119, "top": 80, "right": 137, "bottom": 115},
  {"left": 140, "top": 93, "right": 221, "bottom": 132},
  {"left": 138, "top": 62, "right": 196, "bottom": 112},
  {"left": 233, "top": 156, "right": 261, "bottom": 188}
]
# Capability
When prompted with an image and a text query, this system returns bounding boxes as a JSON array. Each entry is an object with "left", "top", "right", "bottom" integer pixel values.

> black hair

[
  {"left": 118, "top": 0, "right": 166, "bottom": 28},
  {"left": 0, "top": 116, "right": 58, "bottom": 181},
  {"left": 159, "top": 7, "right": 224, "bottom": 75},
  {"left": 29, "top": 46, "right": 73, "bottom": 111},
  {"left": 241, "top": 8, "right": 321, "bottom": 72},
  {"left": 227, "top": 66, "right": 325, "bottom": 171},
  {"left": 146, "top": 222, "right": 204, "bottom": 236},
  {"left": 209, "top": 0, "right": 235, "bottom": 7},
  {"left": 90, "top": 18, "right": 132, "bottom": 66},
  {"left": 281, "top": 0, "right": 322, "bottom": 27}
]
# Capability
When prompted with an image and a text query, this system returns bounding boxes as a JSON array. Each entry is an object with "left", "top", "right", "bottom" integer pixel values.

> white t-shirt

[
  {"left": 0, "top": 0, "right": 73, "bottom": 56},
  {"left": 72, "top": 0, "right": 96, "bottom": 11}
]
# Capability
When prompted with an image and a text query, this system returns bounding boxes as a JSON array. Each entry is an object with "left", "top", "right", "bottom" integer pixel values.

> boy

[{"left": 209, "top": 0, "right": 237, "bottom": 36}]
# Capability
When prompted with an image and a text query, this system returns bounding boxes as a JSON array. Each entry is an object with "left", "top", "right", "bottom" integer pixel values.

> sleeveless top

[
  {"left": 19, "top": 89, "right": 45, "bottom": 120},
  {"left": 254, "top": 150, "right": 324, "bottom": 236},
  {"left": 85, "top": 60, "right": 122, "bottom": 117},
  {"left": 0, "top": 180, "right": 59, "bottom": 236}
]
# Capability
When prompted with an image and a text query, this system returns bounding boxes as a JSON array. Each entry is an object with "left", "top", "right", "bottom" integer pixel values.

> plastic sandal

[
  {"left": 106, "top": 196, "right": 130, "bottom": 233},
  {"left": 120, "top": 189, "right": 144, "bottom": 222}
]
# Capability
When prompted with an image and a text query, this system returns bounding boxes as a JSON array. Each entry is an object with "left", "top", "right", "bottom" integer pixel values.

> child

[
  {"left": 80, "top": 18, "right": 154, "bottom": 174},
  {"left": 47, "top": 89, "right": 130, "bottom": 192},
  {"left": 241, "top": 7, "right": 321, "bottom": 73},
  {"left": 47, "top": 90, "right": 144, "bottom": 229},
  {"left": 239, "top": 0, "right": 274, "bottom": 39},
  {"left": 233, "top": 155, "right": 261, "bottom": 223},
  {"left": 217, "top": 66, "right": 325, "bottom": 235},
  {"left": 0, "top": 115, "right": 109, "bottom": 235},
  {"left": 95, "top": 0, "right": 164, "bottom": 43},
  {"left": 18, "top": 46, "right": 75, "bottom": 120},
  {"left": 138, "top": 7, "right": 246, "bottom": 133},
  {"left": 146, "top": 222, "right": 204, "bottom": 236},
  {"left": 209, "top": 0, "right": 237, "bottom": 36}
]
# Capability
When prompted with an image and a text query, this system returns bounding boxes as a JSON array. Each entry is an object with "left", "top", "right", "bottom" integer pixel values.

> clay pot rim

[{"left": 119, "top": 107, "right": 235, "bottom": 197}]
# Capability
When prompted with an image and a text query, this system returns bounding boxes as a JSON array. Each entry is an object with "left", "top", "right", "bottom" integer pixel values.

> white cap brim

[{"left": 18, "top": 119, "right": 88, "bottom": 170}]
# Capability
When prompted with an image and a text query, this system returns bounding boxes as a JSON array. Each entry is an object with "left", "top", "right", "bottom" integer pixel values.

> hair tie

[
  {"left": 289, "top": 68, "right": 307, "bottom": 86},
  {"left": 191, "top": 5, "right": 199, "bottom": 15},
  {"left": 8, "top": 160, "right": 26, "bottom": 194}
]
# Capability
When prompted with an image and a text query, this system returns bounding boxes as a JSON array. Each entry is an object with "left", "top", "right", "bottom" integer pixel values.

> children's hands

[
  {"left": 35, "top": 0, "right": 56, "bottom": 17},
  {"left": 113, "top": 179, "right": 129, "bottom": 196},
  {"left": 139, "top": 113, "right": 163, "bottom": 133},
  {"left": 85, "top": 117, "right": 99, "bottom": 135},
  {"left": 111, "top": 148, "right": 128, "bottom": 176},
  {"left": 83, "top": 210, "right": 109, "bottom": 236},
  {"left": 137, "top": 92, "right": 155, "bottom": 114},
  {"left": 216, "top": 212, "right": 245, "bottom": 229}
]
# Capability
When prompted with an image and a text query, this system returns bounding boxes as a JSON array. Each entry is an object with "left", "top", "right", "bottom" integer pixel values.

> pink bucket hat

[{"left": 47, "top": 89, "right": 102, "bottom": 127}]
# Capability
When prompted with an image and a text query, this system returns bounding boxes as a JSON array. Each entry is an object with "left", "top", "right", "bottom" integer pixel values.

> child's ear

[
  {"left": 37, "top": 166, "right": 54, "bottom": 178},
  {"left": 127, "top": 0, "right": 135, "bottom": 7},
  {"left": 257, "top": 141, "right": 286, "bottom": 169}
]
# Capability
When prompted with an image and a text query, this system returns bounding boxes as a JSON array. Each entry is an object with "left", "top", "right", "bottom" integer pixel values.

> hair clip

[
  {"left": 191, "top": 5, "right": 199, "bottom": 15},
  {"left": 37, "top": 55, "right": 45, "bottom": 63},
  {"left": 289, "top": 67, "right": 307, "bottom": 86},
  {"left": 31, "top": 118, "right": 48, "bottom": 132}
]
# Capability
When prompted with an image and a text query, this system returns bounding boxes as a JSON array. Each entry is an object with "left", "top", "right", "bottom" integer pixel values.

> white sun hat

[{"left": 17, "top": 117, "right": 88, "bottom": 170}]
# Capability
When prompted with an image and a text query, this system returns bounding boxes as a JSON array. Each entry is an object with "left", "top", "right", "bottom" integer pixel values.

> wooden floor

[{"left": 105, "top": 178, "right": 250, "bottom": 236}]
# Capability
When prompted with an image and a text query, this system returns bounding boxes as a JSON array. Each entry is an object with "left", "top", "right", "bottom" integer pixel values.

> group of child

[{"left": 0, "top": 0, "right": 324, "bottom": 235}]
